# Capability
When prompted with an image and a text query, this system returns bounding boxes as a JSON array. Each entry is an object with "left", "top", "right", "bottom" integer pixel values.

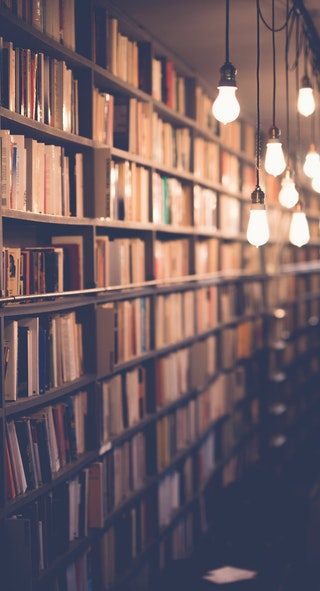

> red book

[{"left": 166, "top": 61, "right": 174, "bottom": 109}]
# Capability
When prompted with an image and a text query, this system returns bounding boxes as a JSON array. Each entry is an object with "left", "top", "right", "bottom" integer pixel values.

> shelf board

[
  {"left": 1, "top": 293, "right": 95, "bottom": 316},
  {"left": 94, "top": 64, "right": 151, "bottom": 102},
  {"left": 2, "top": 209, "right": 94, "bottom": 226},
  {"left": 5, "top": 375, "right": 95, "bottom": 417},
  {"left": 5, "top": 451, "right": 97, "bottom": 516},
  {"left": 0, "top": 107, "right": 93, "bottom": 148}
]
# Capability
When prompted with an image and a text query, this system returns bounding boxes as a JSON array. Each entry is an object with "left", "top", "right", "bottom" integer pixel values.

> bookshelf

[{"left": 0, "top": 1, "right": 319, "bottom": 590}]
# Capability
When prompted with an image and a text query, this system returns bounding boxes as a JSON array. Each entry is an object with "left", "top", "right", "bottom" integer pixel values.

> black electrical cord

[
  {"left": 285, "top": 0, "right": 290, "bottom": 160},
  {"left": 259, "top": 2, "right": 294, "bottom": 32},
  {"left": 225, "top": 0, "right": 230, "bottom": 63},
  {"left": 295, "top": 15, "right": 301, "bottom": 151},
  {"left": 272, "top": 0, "right": 276, "bottom": 128},
  {"left": 256, "top": 0, "right": 261, "bottom": 187}
]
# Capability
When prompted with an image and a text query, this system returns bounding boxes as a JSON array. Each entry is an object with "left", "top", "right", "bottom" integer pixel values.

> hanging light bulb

[
  {"left": 297, "top": 75, "right": 316, "bottom": 117},
  {"left": 289, "top": 202, "right": 310, "bottom": 247},
  {"left": 265, "top": 127, "right": 286, "bottom": 177},
  {"left": 303, "top": 144, "right": 320, "bottom": 178},
  {"left": 247, "top": 187, "right": 270, "bottom": 247},
  {"left": 278, "top": 169, "right": 299, "bottom": 208},
  {"left": 311, "top": 173, "right": 320, "bottom": 193},
  {"left": 212, "top": 63, "right": 240, "bottom": 124},
  {"left": 212, "top": 0, "right": 240, "bottom": 125}
]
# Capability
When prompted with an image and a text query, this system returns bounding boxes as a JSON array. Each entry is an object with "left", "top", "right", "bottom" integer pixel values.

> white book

[
  {"left": 18, "top": 317, "right": 39, "bottom": 396},
  {"left": 4, "top": 320, "right": 18, "bottom": 401},
  {"left": 75, "top": 153, "right": 83, "bottom": 218},
  {"left": 0, "top": 130, "right": 12, "bottom": 209},
  {"left": 46, "top": 406, "right": 60, "bottom": 473}
]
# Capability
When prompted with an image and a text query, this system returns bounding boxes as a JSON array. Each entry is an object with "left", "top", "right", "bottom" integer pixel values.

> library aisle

[{"left": 0, "top": 0, "right": 320, "bottom": 590}]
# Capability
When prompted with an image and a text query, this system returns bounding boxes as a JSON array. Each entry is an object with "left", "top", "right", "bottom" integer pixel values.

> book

[
  {"left": 194, "top": 138, "right": 220, "bottom": 182},
  {"left": 155, "top": 291, "right": 195, "bottom": 348},
  {"left": 113, "top": 96, "right": 152, "bottom": 158},
  {"left": 195, "top": 239, "right": 219, "bottom": 274},
  {"left": 154, "top": 239, "right": 190, "bottom": 280},
  {"left": 5, "top": 392, "right": 88, "bottom": 498},
  {"left": 2, "top": 243, "right": 82, "bottom": 296},
  {"left": 152, "top": 112, "right": 191, "bottom": 171},
  {"left": 193, "top": 185, "right": 217, "bottom": 228},
  {"left": 93, "top": 89, "right": 114, "bottom": 145},
  {"left": 5, "top": 312, "right": 84, "bottom": 401},
  {"left": 0, "top": 37, "right": 78, "bottom": 132},
  {"left": 96, "top": 236, "right": 146, "bottom": 288},
  {"left": 152, "top": 173, "right": 192, "bottom": 226}
]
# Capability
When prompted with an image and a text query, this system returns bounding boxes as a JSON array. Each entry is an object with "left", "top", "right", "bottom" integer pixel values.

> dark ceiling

[{"left": 115, "top": 0, "right": 320, "bottom": 153}]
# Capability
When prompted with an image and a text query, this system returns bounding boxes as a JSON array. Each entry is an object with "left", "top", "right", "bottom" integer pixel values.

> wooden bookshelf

[{"left": 0, "top": 1, "right": 320, "bottom": 590}]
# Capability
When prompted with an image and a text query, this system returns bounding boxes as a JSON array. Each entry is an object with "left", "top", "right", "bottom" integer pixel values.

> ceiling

[{"left": 115, "top": 0, "right": 320, "bottom": 154}]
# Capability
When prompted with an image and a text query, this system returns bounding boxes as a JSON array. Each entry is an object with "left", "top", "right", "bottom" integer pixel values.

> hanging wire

[
  {"left": 259, "top": 2, "right": 294, "bottom": 32},
  {"left": 272, "top": 0, "right": 276, "bottom": 128},
  {"left": 289, "top": 12, "right": 304, "bottom": 72},
  {"left": 225, "top": 0, "right": 230, "bottom": 63},
  {"left": 304, "top": 34, "right": 308, "bottom": 76},
  {"left": 295, "top": 15, "right": 301, "bottom": 153},
  {"left": 285, "top": 0, "right": 290, "bottom": 161},
  {"left": 256, "top": 0, "right": 261, "bottom": 187}
]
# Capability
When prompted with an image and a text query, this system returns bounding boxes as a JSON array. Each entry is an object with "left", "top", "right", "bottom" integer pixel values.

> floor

[{"left": 155, "top": 439, "right": 320, "bottom": 591}]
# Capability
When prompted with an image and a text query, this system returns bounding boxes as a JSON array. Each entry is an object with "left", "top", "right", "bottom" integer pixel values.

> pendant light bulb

[
  {"left": 278, "top": 169, "right": 299, "bottom": 208},
  {"left": 246, "top": 188, "right": 270, "bottom": 247},
  {"left": 264, "top": 128, "right": 286, "bottom": 177},
  {"left": 212, "top": 62, "right": 240, "bottom": 125},
  {"left": 297, "top": 76, "right": 315, "bottom": 117},
  {"left": 289, "top": 209, "right": 310, "bottom": 247},
  {"left": 303, "top": 144, "right": 320, "bottom": 178}
]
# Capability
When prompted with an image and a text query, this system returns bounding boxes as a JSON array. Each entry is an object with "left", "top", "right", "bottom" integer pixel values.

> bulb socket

[
  {"left": 250, "top": 186, "right": 265, "bottom": 205},
  {"left": 300, "top": 75, "right": 313, "bottom": 90},
  {"left": 268, "top": 126, "right": 281, "bottom": 141},
  {"left": 218, "top": 61, "right": 237, "bottom": 87}
]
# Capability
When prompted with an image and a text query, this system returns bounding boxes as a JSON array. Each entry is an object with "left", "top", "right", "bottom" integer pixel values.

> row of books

[
  {"left": 114, "top": 97, "right": 152, "bottom": 158},
  {"left": 96, "top": 298, "right": 151, "bottom": 375},
  {"left": 98, "top": 367, "right": 146, "bottom": 451},
  {"left": 195, "top": 287, "right": 218, "bottom": 333},
  {"left": 219, "top": 319, "right": 264, "bottom": 369},
  {"left": 152, "top": 173, "right": 192, "bottom": 226},
  {"left": 7, "top": 480, "right": 91, "bottom": 585},
  {"left": 0, "top": 131, "right": 83, "bottom": 215},
  {"left": 152, "top": 56, "right": 187, "bottom": 115},
  {"left": 156, "top": 334, "right": 217, "bottom": 407},
  {"left": 1, "top": 0, "right": 76, "bottom": 49},
  {"left": 95, "top": 236, "right": 146, "bottom": 288},
  {"left": 154, "top": 239, "right": 190, "bottom": 280},
  {"left": 220, "top": 280, "right": 264, "bottom": 321},
  {"left": 4, "top": 311, "right": 83, "bottom": 401},
  {"left": 152, "top": 113, "right": 191, "bottom": 171},
  {"left": 105, "top": 17, "right": 149, "bottom": 90},
  {"left": 195, "top": 238, "right": 219, "bottom": 275},
  {"left": 88, "top": 432, "right": 147, "bottom": 527},
  {"left": 100, "top": 492, "right": 156, "bottom": 589},
  {"left": 3, "top": 237, "right": 84, "bottom": 296},
  {"left": 5, "top": 391, "right": 88, "bottom": 498},
  {"left": 194, "top": 138, "right": 219, "bottom": 183},
  {"left": 0, "top": 37, "right": 79, "bottom": 132},
  {"left": 194, "top": 185, "right": 217, "bottom": 228},
  {"left": 3, "top": 234, "right": 267, "bottom": 301},
  {"left": 195, "top": 86, "right": 216, "bottom": 133},
  {"left": 155, "top": 291, "right": 195, "bottom": 348}
]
